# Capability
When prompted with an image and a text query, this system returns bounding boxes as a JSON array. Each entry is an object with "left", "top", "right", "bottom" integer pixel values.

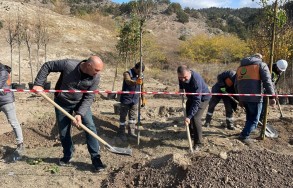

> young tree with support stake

[
  {"left": 133, "top": 0, "right": 156, "bottom": 145},
  {"left": 6, "top": 17, "right": 17, "bottom": 83},
  {"left": 15, "top": 10, "right": 25, "bottom": 87},
  {"left": 23, "top": 20, "right": 34, "bottom": 84}
]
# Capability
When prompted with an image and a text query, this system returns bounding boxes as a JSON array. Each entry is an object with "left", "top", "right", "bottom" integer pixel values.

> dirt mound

[
  {"left": 102, "top": 153, "right": 191, "bottom": 187},
  {"left": 102, "top": 149, "right": 293, "bottom": 188},
  {"left": 0, "top": 114, "right": 59, "bottom": 148}
]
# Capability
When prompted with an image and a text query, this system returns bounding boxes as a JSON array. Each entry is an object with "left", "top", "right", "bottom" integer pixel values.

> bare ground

[{"left": 0, "top": 91, "right": 292, "bottom": 188}]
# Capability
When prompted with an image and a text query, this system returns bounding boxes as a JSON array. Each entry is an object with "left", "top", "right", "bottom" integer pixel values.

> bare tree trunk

[
  {"left": 18, "top": 43, "right": 21, "bottom": 84},
  {"left": 10, "top": 47, "right": 13, "bottom": 82},
  {"left": 17, "top": 45, "right": 21, "bottom": 85},
  {"left": 28, "top": 49, "right": 33, "bottom": 83},
  {"left": 261, "top": 0, "right": 278, "bottom": 140},
  {"left": 137, "top": 21, "right": 143, "bottom": 146},
  {"left": 44, "top": 44, "right": 47, "bottom": 63},
  {"left": 36, "top": 46, "right": 40, "bottom": 71}
]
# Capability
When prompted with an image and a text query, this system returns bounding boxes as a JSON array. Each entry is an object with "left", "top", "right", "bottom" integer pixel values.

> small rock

[
  {"left": 224, "top": 176, "right": 229, "bottom": 183},
  {"left": 272, "top": 169, "right": 277, "bottom": 173},
  {"left": 228, "top": 181, "right": 234, "bottom": 186},
  {"left": 174, "top": 125, "right": 177, "bottom": 128},
  {"left": 219, "top": 151, "right": 228, "bottom": 160}
]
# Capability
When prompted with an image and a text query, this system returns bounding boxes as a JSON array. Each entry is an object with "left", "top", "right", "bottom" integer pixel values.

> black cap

[{"left": 135, "top": 62, "right": 145, "bottom": 72}]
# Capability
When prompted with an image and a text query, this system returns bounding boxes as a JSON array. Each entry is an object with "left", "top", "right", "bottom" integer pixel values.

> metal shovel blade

[
  {"left": 107, "top": 146, "right": 132, "bottom": 156},
  {"left": 265, "top": 123, "right": 278, "bottom": 138}
]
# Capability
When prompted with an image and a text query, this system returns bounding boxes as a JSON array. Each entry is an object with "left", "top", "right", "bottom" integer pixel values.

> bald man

[{"left": 33, "top": 55, "right": 105, "bottom": 172}]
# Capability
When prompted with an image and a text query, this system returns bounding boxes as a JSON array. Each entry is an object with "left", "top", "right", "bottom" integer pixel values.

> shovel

[
  {"left": 40, "top": 92, "right": 132, "bottom": 156},
  {"left": 181, "top": 91, "right": 193, "bottom": 153},
  {"left": 227, "top": 94, "right": 278, "bottom": 138}
]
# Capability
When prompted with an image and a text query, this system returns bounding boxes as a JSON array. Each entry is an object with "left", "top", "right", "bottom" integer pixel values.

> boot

[
  {"left": 12, "top": 143, "right": 24, "bottom": 161},
  {"left": 226, "top": 119, "right": 235, "bottom": 130},
  {"left": 204, "top": 114, "right": 212, "bottom": 128},
  {"left": 128, "top": 124, "right": 137, "bottom": 137},
  {"left": 117, "top": 126, "right": 127, "bottom": 141}
]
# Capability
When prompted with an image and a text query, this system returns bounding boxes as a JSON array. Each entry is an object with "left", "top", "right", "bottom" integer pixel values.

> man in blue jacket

[
  {"left": 204, "top": 70, "right": 237, "bottom": 130},
  {"left": 235, "top": 53, "right": 276, "bottom": 144},
  {"left": 177, "top": 65, "right": 211, "bottom": 151},
  {"left": 118, "top": 62, "right": 145, "bottom": 141},
  {"left": 0, "top": 63, "right": 24, "bottom": 158},
  {"left": 33, "top": 55, "right": 105, "bottom": 172}
]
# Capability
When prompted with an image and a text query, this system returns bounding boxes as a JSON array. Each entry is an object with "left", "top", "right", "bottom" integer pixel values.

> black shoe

[
  {"left": 92, "top": 157, "right": 106, "bottom": 172},
  {"left": 58, "top": 157, "right": 71, "bottom": 166},
  {"left": 11, "top": 143, "right": 25, "bottom": 161},
  {"left": 193, "top": 144, "right": 203, "bottom": 152},
  {"left": 238, "top": 136, "right": 253, "bottom": 146},
  {"left": 227, "top": 125, "right": 236, "bottom": 130},
  {"left": 204, "top": 122, "right": 211, "bottom": 128},
  {"left": 117, "top": 126, "right": 127, "bottom": 141}
]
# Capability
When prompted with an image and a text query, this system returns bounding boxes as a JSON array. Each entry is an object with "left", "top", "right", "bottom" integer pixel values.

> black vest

[{"left": 120, "top": 69, "right": 140, "bottom": 105}]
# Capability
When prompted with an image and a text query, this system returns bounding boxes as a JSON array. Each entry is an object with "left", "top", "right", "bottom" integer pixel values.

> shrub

[
  {"left": 165, "top": 2, "right": 182, "bottom": 15},
  {"left": 176, "top": 10, "right": 189, "bottom": 24},
  {"left": 157, "top": 0, "right": 171, "bottom": 4},
  {"left": 0, "top": 20, "right": 3, "bottom": 29},
  {"left": 178, "top": 35, "right": 187, "bottom": 41}
]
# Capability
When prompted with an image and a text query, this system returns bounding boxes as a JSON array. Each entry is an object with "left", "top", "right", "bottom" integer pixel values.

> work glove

[
  {"left": 136, "top": 78, "right": 143, "bottom": 85},
  {"left": 220, "top": 87, "right": 227, "bottom": 93}
]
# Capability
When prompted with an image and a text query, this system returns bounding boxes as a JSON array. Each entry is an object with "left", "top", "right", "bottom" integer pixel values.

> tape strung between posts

[{"left": 0, "top": 89, "right": 293, "bottom": 97}]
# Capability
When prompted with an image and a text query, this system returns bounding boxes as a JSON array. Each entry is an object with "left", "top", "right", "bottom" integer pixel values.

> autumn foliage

[{"left": 179, "top": 34, "right": 250, "bottom": 63}]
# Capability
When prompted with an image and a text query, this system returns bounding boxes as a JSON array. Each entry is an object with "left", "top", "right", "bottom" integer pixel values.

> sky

[{"left": 111, "top": 0, "right": 274, "bottom": 9}]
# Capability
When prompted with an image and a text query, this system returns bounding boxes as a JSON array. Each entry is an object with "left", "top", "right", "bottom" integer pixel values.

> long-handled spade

[
  {"left": 181, "top": 91, "right": 193, "bottom": 153},
  {"left": 226, "top": 94, "right": 278, "bottom": 138},
  {"left": 40, "top": 92, "right": 132, "bottom": 156}
]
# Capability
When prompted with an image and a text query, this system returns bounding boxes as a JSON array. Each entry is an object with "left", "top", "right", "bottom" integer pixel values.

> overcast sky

[{"left": 111, "top": 0, "right": 274, "bottom": 9}]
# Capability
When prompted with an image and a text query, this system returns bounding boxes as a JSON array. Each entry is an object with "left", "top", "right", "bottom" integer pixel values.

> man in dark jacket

[
  {"left": 118, "top": 62, "right": 145, "bottom": 141},
  {"left": 0, "top": 63, "right": 24, "bottom": 158},
  {"left": 235, "top": 53, "right": 276, "bottom": 144},
  {"left": 177, "top": 65, "right": 211, "bottom": 151},
  {"left": 204, "top": 70, "right": 237, "bottom": 130},
  {"left": 33, "top": 55, "right": 105, "bottom": 172}
]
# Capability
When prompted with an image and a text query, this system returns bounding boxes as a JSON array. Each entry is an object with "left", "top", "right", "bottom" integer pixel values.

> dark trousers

[
  {"left": 186, "top": 99, "right": 209, "bottom": 145},
  {"left": 54, "top": 98, "right": 100, "bottom": 160},
  {"left": 207, "top": 96, "right": 235, "bottom": 118},
  {"left": 119, "top": 103, "right": 138, "bottom": 126}
]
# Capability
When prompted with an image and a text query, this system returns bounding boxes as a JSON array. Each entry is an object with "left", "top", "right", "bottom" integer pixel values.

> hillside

[
  {"left": 0, "top": 0, "right": 210, "bottom": 84},
  {"left": 0, "top": 0, "right": 117, "bottom": 83}
]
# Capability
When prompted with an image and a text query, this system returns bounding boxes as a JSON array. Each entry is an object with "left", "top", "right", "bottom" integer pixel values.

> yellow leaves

[{"left": 179, "top": 34, "right": 249, "bottom": 63}]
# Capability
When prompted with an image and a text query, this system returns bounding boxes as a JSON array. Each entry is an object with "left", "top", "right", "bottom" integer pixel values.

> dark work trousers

[
  {"left": 207, "top": 95, "right": 235, "bottom": 119},
  {"left": 119, "top": 103, "right": 138, "bottom": 126},
  {"left": 186, "top": 99, "right": 209, "bottom": 145}
]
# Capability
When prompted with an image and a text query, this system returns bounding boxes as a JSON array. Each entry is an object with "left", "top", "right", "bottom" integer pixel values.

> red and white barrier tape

[{"left": 1, "top": 89, "right": 293, "bottom": 97}]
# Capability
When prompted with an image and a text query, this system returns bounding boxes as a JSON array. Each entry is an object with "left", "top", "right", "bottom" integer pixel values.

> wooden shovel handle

[
  {"left": 182, "top": 92, "right": 194, "bottom": 153},
  {"left": 40, "top": 92, "right": 112, "bottom": 148}
]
